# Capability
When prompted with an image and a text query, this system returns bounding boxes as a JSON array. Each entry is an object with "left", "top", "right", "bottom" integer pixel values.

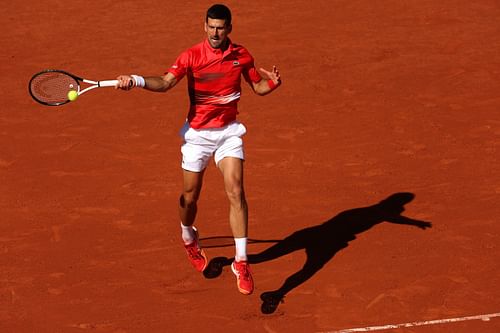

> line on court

[{"left": 322, "top": 312, "right": 500, "bottom": 333}]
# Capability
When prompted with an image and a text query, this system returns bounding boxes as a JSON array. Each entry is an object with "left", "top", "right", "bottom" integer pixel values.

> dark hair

[{"left": 206, "top": 4, "right": 232, "bottom": 26}]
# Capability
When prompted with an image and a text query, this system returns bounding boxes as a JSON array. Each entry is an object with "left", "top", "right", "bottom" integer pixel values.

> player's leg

[
  {"left": 179, "top": 122, "right": 212, "bottom": 241},
  {"left": 218, "top": 157, "right": 248, "bottom": 241},
  {"left": 178, "top": 121, "right": 213, "bottom": 273},
  {"left": 214, "top": 121, "right": 249, "bottom": 243},
  {"left": 213, "top": 121, "right": 253, "bottom": 293},
  {"left": 179, "top": 168, "right": 209, "bottom": 272},
  {"left": 179, "top": 169, "right": 205, "bottom": 230},
  {"left": 218, "top": 156, "right": 253, "bottom": 295},
  {"left": 179, "top": 169, "right": 208, "bottom": 272}
]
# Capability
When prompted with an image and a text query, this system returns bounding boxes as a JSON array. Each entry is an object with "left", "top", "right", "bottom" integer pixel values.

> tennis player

[{"left": 116, "top": 4, "right": 281, "bottom": 295}]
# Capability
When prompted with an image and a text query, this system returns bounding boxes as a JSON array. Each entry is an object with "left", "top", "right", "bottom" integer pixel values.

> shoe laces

[
  {"left": 186, "top": 242, "right": 203, "bottom": 259},
  {"left": 236, "top": 262, "right": 251, "bottom": 280}
]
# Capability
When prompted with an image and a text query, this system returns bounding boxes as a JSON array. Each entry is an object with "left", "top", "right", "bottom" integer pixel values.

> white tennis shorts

[{"left": 179, "top": 121, "right": 247, "bottom": 172}]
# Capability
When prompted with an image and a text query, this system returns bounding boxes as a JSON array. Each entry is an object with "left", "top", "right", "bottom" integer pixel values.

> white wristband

[{"left": 131, "top": 75, "right": 145, "bottom": 88}]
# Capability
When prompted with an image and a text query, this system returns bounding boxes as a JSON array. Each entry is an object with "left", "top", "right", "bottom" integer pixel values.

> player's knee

[
  {"left": 179, "top": 191, "right": 199, "bottom": 208},
  {"left": 225, "top": 186, "right": 246, "bottom": 206}
]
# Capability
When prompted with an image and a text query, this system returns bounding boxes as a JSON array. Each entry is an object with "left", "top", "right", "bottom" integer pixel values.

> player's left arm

[
  {"left": 386, "top": 215, "right": 432, "bottom": 230},
  {"left": 250, "top": 66, "right": 282, "bottom": 96}
]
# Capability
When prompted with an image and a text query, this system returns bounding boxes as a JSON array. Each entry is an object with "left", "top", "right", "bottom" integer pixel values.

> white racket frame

[{"left": 77, "top": 79, "right": 118, "bottom": 95}]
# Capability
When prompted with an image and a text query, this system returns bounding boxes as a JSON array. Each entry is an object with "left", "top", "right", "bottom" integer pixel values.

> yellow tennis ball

[{"left": 67, "top": 90, "right": 78, "bottom": 102}]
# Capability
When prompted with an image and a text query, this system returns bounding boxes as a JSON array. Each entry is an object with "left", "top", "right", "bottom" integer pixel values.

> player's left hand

[
  {"left": 414, "top": 220, "right": 432, "bottom": 230},
  {"left": 259, "top": 66, "right": 281, "bottom": 86}
]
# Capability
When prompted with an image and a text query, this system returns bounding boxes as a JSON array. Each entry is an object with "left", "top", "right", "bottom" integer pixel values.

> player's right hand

[{"left": 115, "top": 75, "right": 135, "bottom": 90}]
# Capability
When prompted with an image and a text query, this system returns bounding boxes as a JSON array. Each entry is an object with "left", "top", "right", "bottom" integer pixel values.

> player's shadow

[{"left": 203, "top": 192, "right": 432, "bottom": 315}]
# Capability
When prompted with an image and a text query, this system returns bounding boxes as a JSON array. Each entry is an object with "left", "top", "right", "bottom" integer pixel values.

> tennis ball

[{"left": 67, "top": 90, "right": 78, "bottom": 102}]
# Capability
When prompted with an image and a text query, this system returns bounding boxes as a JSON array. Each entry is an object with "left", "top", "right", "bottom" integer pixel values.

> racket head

[{"left": 28, "top": 70, "right": 82, "bottom": 106}]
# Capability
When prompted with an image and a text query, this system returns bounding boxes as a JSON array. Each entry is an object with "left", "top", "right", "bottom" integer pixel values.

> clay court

[{"left": 2, "top": 0, "right": 499, "bottom": 332}]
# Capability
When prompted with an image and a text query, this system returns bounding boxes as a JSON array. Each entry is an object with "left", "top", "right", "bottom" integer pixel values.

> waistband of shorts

[{"left": 187, "top": 120, "right": 240, "bottom": 132}]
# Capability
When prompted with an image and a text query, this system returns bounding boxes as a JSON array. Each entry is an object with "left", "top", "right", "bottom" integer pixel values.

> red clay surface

[{"left": 2, "top": 1, "right": 500, "bottom": 332}]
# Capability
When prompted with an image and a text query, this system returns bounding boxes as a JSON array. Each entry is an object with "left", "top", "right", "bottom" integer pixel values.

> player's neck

[{"left": 219, "top": 39, "right": 229, "bottom": 51}]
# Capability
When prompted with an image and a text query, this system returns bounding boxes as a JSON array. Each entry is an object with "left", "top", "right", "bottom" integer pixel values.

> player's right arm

[{"left": 116, "top": 72, "right": 178, "bottom": 92}]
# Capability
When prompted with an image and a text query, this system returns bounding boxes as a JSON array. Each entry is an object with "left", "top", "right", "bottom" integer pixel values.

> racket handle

[{"left": 98, "top": 80, "right": 119, "bottom": 87}]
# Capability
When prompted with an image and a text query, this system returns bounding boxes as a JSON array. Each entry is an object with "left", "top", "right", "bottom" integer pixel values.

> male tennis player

[{"left": 116, "top": 4, "right": 281, "bottom": 295}]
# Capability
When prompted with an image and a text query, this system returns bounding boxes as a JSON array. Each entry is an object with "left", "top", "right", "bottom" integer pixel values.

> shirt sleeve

[
  {"left": 242, "top": 56, "right": 262, "bottom": 84},
  {"left": 166, "top": 50, "right": 190, "bottom": 80}
]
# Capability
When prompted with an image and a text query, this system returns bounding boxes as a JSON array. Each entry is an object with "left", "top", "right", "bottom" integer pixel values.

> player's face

[{"left": 205, "top": 18, "right": 232, "bottom": 49}]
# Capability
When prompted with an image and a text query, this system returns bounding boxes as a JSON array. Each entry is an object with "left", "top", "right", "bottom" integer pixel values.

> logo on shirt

[{"left": 233, "top": 61, "right": 240, "bottom": 66}]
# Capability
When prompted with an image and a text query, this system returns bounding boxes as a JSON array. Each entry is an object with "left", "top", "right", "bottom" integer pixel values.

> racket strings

[{"left": 29, "top": 72, "right": 78, "bottom": 105}]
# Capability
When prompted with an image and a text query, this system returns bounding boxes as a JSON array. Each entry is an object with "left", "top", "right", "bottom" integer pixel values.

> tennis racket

[{"left": 28, "top": 69, "right": 123, "bottom": 106}]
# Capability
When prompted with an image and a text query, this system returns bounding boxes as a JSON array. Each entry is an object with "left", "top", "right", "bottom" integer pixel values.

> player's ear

[
  {"left": 204, "top": 22, "right": 208, "bottom": 32},
  {"left": 227, "top": 23, "right": 232, "bottom": 34}
]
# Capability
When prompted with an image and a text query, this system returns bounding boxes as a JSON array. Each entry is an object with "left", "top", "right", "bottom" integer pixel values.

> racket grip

[{"left": 98, "top": 80, "right": 119, "bottom": 87}]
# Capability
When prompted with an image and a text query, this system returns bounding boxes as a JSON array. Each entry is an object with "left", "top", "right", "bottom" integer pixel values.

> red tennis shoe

[
  {"left": 231, "top": 260, "right": 254, "bottom": 295},
  {"left": 183, "top": 227, "right": 208, "bottom": 272}
]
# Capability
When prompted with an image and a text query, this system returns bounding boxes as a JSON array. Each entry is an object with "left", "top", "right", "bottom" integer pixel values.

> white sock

[
  {"left": 181, "top": 223, "right": 195, "bottom": 245},
  {"left": 234, "top": 237, "right": 248, "bottom": 262}
]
